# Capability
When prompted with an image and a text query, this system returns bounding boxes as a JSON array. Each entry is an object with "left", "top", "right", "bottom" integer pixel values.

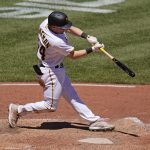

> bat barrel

[
  {"left": 99, "top": 48, "right": 135, "bottom": 77},
  {"left": 112, "top": 58, "right": 135, "bottom": 77}
]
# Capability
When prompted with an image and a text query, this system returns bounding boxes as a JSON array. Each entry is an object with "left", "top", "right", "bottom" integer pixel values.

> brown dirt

[{"left": 0, "top": 83, "right": 150, "bottom": 150}]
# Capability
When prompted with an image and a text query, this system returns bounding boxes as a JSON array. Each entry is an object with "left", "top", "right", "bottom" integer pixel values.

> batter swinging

[{"left": 8, "top": 11, "right": 114, "bottom": 131}]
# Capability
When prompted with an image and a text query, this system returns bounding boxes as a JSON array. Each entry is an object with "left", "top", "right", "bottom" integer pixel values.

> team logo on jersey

[{"left": 0, "top": 0, "right": 126, "bottom": 18}]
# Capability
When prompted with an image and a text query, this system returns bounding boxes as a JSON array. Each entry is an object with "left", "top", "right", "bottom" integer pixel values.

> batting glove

[
  {"left": 92, "top": 42, "right": 104, "bottom": 52},
  {"left": 87, "top": 35, "right": 98, "bottom": 44}
]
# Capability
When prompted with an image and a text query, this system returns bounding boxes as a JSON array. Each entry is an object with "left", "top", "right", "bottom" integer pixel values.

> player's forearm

[
  {"left": 68, "top": 26, "right": 84, "bottom": 37},
  {"left": 68, "top": 50, "right": 87, "bottom": 59},
  {"left": 68, "top": 47, "right": 94, "bottom": 59},
  {"left": 68, "top": 26, "right": 97, "bottom": 43}
]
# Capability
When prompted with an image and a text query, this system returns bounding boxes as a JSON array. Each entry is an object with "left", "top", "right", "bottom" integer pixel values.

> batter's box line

[{"left": 0, "top": 82, "right": 136, "bottom": 88}]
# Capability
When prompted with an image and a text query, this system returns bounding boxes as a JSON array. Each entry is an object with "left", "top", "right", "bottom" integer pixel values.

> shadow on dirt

[{"left": 19, "top": 122, "right": 89, "bottom": 131}]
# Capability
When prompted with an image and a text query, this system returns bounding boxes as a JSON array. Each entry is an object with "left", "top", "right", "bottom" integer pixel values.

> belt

[{"left": 40, "top": 63, "right": 64, "bottom": 69}]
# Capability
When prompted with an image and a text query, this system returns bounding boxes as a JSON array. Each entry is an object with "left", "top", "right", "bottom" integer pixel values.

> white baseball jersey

[{"left": 37, "top": 18, "right": 74, "bottom": 67}]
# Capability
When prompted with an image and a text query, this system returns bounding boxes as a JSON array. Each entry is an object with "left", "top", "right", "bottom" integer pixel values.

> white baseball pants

[{"left": 18, "top": 66, "right": 100, "bottom": 122}]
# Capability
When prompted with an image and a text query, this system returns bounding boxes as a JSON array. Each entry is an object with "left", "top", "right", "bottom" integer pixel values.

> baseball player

[{"left": 8, "top": 11, "right": 115, "bottom": 131}]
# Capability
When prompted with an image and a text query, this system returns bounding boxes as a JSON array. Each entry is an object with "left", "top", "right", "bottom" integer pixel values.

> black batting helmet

[{"left": 48, "top": 11, "right": 72, "bottom": 29}]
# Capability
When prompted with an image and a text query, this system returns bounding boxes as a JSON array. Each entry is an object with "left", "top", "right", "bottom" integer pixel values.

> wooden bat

[{"left": 99, "top": 48, "right": 135, "bottom": 77}]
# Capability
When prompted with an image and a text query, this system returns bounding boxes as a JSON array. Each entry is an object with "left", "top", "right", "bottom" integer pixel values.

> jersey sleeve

[{"left": 53, "top": 41, "right": 74, "bottom": 56}]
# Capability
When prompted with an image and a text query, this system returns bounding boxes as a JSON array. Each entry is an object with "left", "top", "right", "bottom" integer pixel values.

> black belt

[{"left": 40, "top": 63, "right": 64, "bottom": 68}]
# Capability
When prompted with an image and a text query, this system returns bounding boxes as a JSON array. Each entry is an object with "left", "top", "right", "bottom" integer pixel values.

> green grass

[
  {"left": 0, "top": 0, "right": 150, "bottom": 84},
  {"left": 0, "top": 0, "right": 23, "bottom": 6}
]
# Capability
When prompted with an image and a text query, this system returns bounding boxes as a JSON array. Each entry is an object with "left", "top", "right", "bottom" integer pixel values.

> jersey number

[{"left": 39, "top": 45, "right": 46, "bottom": 60}]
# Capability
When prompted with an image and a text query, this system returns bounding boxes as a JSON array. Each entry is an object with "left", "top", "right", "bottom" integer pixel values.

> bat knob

[{"left": 129, "top": 72, "right": 135, "bottom": 77}]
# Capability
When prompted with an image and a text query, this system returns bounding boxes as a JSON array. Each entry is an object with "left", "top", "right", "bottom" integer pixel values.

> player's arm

[
  {"left": 68, "top": 43, "right": 104, "bottom": 59},
  {"left": 67, "top": 26, "right": 98, "bottom": 44},
  {"left": 67, "top": 26, "right": 83, "bottom": 37},
  {"left": 68, "top": 50, "right": 87, "bottom": 59}
]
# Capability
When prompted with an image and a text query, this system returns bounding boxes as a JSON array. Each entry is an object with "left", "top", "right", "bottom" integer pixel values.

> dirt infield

[{"left": 0, "top": 83, "right": 150, "bottom": 150}]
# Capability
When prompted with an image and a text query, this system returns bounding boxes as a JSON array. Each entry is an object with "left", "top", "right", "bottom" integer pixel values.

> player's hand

[
  {"left": 92, "top": 42, "right": 104, "bottom": 52},
  {"left": 87, "top": 35, "right": 98, "bottom": 44}
]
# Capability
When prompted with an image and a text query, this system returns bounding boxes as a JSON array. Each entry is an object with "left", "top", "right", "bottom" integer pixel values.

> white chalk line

[{"left": 0, "top": 83, "right": 136, "bottom": 88}]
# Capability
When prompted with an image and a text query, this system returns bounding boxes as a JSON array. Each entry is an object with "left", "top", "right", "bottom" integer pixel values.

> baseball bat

[{"left": 99, "top": 48, "right": 135, "bottom": 77}]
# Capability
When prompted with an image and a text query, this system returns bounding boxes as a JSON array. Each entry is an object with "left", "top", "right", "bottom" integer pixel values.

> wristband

[
  {"left": 81, "top": 32, "right": 88, "bottom": 39},
  {"left": 86, "top": 47, "right": 93, "bottom": 54}
]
